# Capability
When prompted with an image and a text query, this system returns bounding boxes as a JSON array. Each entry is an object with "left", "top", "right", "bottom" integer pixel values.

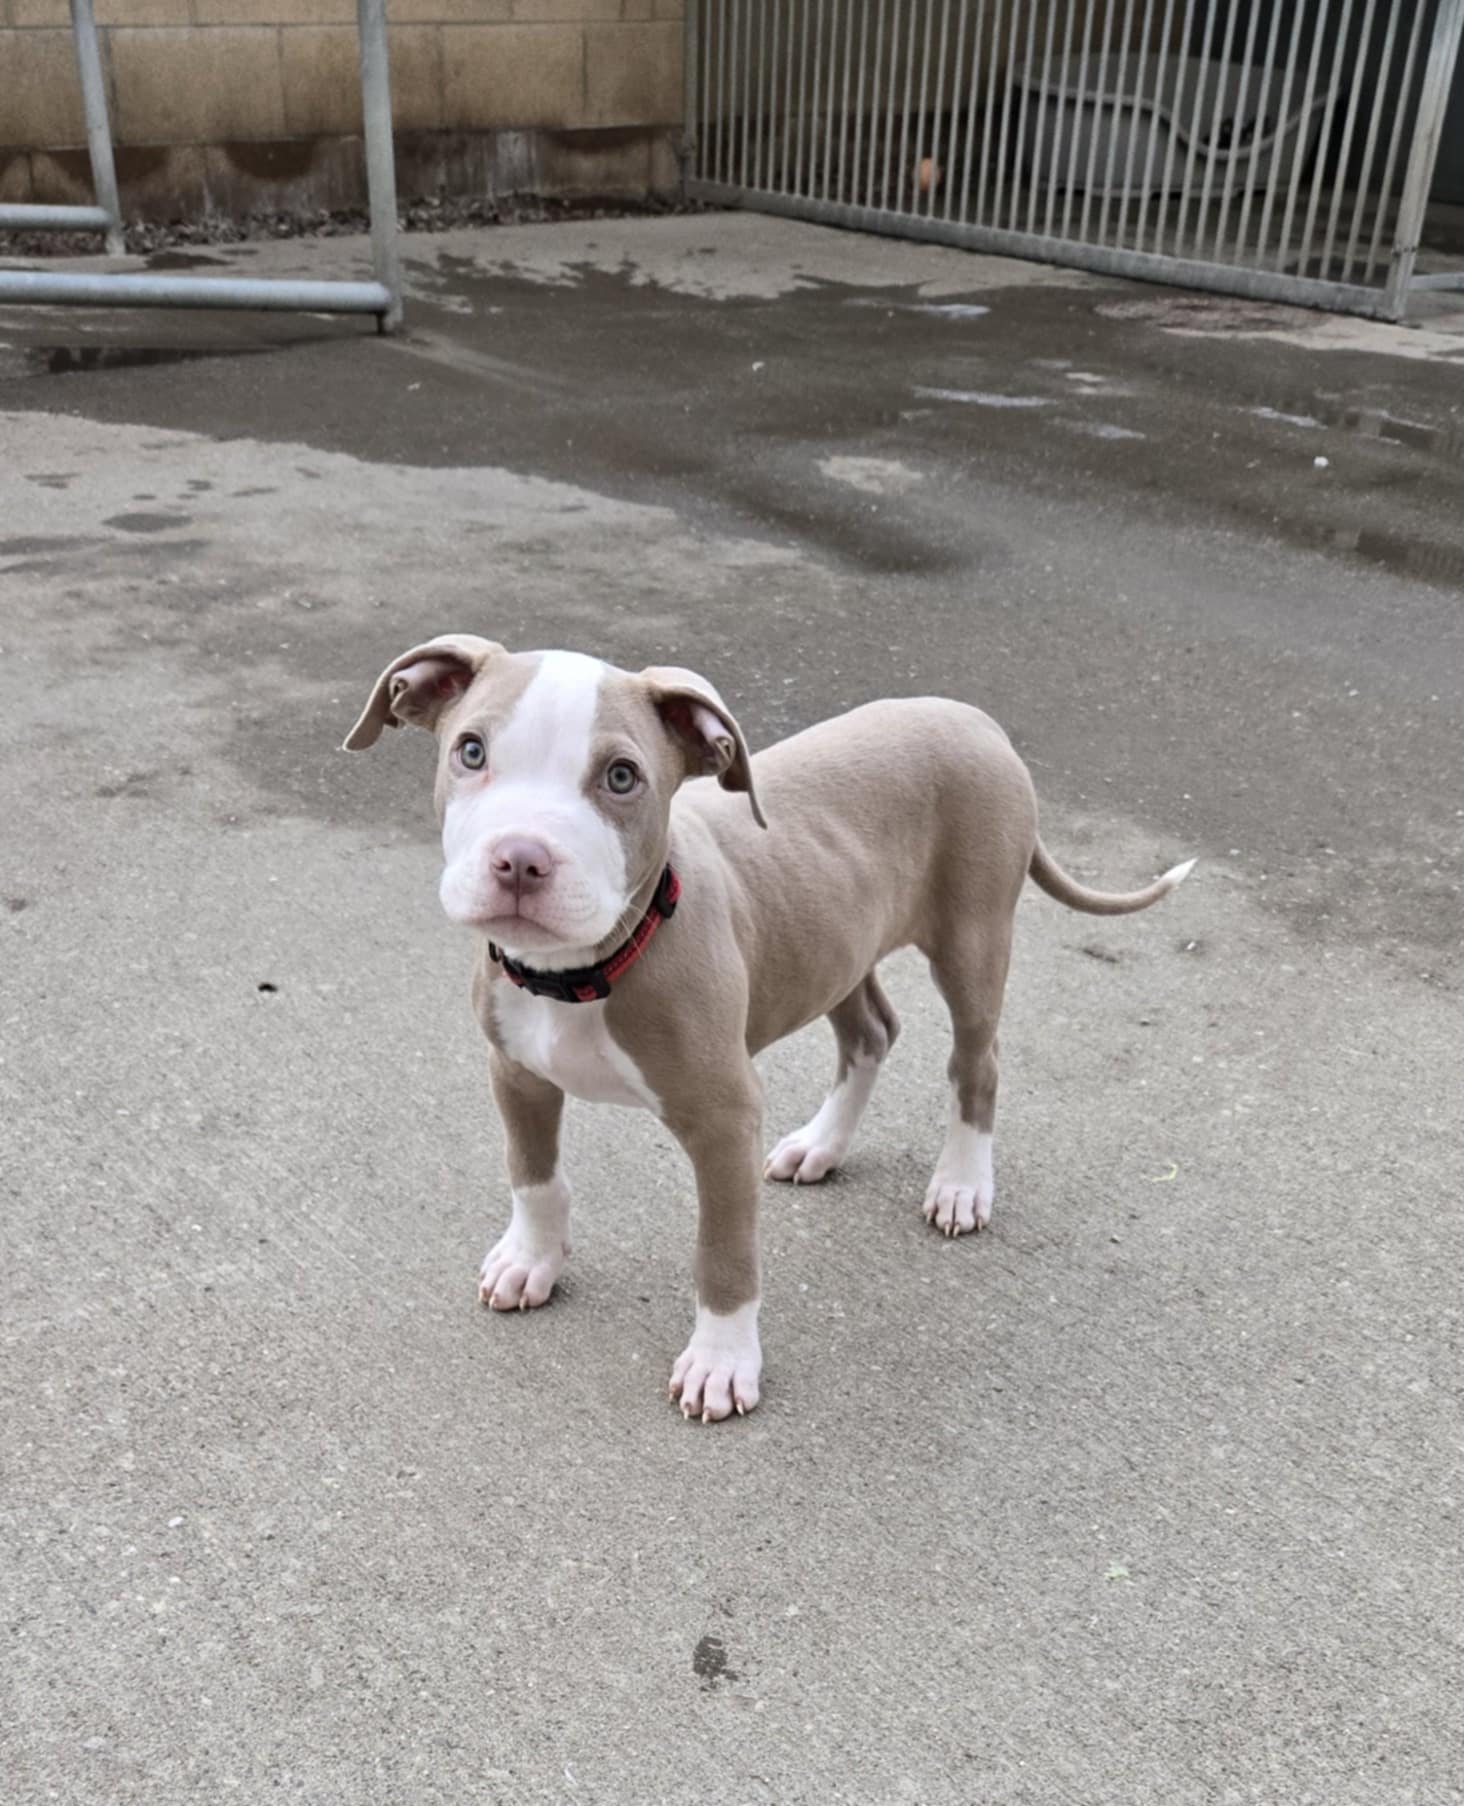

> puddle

[
  {"left": 914, "top": 387, "right": 1053, "bottom": 407},
  {"left": 1, "top": 343, "right": 269, "bottom": 380},
  {"left": 145, "top": 251, "right": 230, "bottom": 272}
]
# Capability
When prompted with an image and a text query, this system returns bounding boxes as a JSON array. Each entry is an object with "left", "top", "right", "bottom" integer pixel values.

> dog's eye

[
  {"left": 458, "top": 735, "right": 487, "bottom": 771},
  {"left": 604, "top": 759, "right": 639, "bottom": 796}
]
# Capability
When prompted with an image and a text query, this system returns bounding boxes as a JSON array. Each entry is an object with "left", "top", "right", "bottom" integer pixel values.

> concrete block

[
  {"left": 0, "top": 149, "right": 34, "bottom": 204},
  {"left": 0, "top": 29, "right": 87, "bottom": 148},
  {"left": 95, "top": 0, "right": 194, "bottom": 25},
  {"left": 539, "top": 123, "right": 649, "bottom": 193},
  {"left": 388, "top": 0, "right": 510, "bottom": 22},
  {"left": 512, "top": 0, "right": 621, "bottom": 18},
  {"left": 584, "top": 20, "right": 680, "bottom": 127},
  {"left": 193, "top": 0, "right": 355, "bottom": 23},
  {"left": 6, "top": 0, "right": 73, "bottom": 26},
  {"left": 280, "top": 24, "right": 441, "bottom": 135},
  {"left": 203, "top": 134, "right": 365, "bottom": 214},
  {"left": 654, "top": 0, "right": 684, "bottom": 16},
  {"left": 109, "top": 26, "right": 286, "bottom": 143},
  {"left": 441, "top": 23, "right": 583, "bottom": 129}
]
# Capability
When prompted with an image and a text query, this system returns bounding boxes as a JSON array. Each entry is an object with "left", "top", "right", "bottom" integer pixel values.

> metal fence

[
  {"left": 0, "top": 0, "right": 402, "bottom": 330},
  {"left": 685, "top": 0, "right": 1464, "bottom": 318}
]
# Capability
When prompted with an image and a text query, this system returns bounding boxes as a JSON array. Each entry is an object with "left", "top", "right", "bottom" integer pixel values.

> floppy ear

[
  {"left": 642, "top": 665, "right": 767, "bottom": 828},
  {"left": 342, "top": 635, "right": 503, "bottom": 751}
]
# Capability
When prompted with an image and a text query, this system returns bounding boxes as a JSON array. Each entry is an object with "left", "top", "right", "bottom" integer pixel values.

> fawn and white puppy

[{"left": 346, "top": 638, "right": 1192, "bottom": 1423}]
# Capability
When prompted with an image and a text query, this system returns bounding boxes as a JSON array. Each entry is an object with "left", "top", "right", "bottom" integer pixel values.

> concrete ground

[{"left": 3, "top": 214, "right": 1463, "bottom": 1805}]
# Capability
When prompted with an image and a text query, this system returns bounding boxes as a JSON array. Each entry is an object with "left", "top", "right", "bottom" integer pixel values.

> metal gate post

[
  {"left": 70, "top": 0, "right": 125, "bottom": 256},
  {"left": 1384, "top": 0, "right": 1464, "bottom": 316},
  {"left": 681, "top": 0, "right": 700, "bottom": 195},
  {"left": 358, "top": 0, "right": 403, "bottom": 333}
]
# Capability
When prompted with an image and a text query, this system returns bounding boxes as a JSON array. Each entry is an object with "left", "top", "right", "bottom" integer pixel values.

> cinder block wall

[{"left": 0, "top": 0, "right": 685, "bottom": 220}]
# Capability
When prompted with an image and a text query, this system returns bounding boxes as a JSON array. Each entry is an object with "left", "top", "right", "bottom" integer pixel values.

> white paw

[
  {"left": 668, "top": 1302, "right": 762, "bottom": 1423},
  {"left": 764, "top": 1128, "right": 844, "bottom": 1184},
  {"left": 478, "top": 1229, "right": 568, "bottom": 1311},
  {"left": 922, "top": 1125, "right": 995, "bottom": 1238},
  {"left": 922, "top": 1177, "right": 993, "bottom": 1237}
]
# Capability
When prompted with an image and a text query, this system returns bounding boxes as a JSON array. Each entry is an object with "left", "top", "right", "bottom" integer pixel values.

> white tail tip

[{"left": 1161, "top": 856, "right": 1197, "bottom": 889}]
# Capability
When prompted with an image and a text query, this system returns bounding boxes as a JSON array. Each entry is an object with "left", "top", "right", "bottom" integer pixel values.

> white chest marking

[{"left": 492, "top": 982, "right": 659, "bottom": 1111}]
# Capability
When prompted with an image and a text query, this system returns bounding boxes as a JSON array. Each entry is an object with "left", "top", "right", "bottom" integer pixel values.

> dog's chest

[{"left": 490, "top": 983, "right": 659, "bottom": 1111}]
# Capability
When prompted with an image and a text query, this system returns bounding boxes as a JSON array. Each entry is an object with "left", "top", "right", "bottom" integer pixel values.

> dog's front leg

[
  {"left": 479, "top": 1050, "right": 570, "bottom": 1311},
  {"left": 665, "top": 1075, "right": 764, "bottom": 1422}
]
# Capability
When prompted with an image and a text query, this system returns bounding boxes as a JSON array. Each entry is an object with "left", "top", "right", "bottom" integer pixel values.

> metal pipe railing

[{"left": 0, "top": 0, "right": 403, "bottom": 331}]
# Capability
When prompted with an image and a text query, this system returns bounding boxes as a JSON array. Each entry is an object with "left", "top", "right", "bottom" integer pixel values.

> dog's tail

[{"left": 1028, "top": 840, "right": 1196, "bottom": 916}]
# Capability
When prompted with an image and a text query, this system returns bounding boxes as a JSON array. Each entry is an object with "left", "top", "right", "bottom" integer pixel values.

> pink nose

[{"left": 490, "top": 836, "right": 554, "bottom": 896}]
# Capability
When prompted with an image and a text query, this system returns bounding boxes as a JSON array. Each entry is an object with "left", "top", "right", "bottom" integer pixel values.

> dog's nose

[{"left": 490, "top": 836, "right": 554, "bottom": 895}]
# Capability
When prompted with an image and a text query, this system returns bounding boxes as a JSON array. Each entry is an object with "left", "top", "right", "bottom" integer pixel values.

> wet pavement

[{"left": 4, "top": 214, "right": 1463, "bottom": 1803}]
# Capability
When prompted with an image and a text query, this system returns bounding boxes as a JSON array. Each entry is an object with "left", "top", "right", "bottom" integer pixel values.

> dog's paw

[
  {"left": 922, "top": 1176, "right": 994, "bottom": 1238},
  {"left": 478, "top": 1231, "right": 568, "bottom": 1311},
  {"left": 764, "top": 1127, "right": 843, "bottom": 1184},
  {"left": 668, "top": 1304, "right": 761, "bottom": 1423}
]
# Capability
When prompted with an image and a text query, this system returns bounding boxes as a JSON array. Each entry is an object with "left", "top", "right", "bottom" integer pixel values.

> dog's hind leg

[
  {"left": 922, "top": 928, "right": 1011, "bottom": 1237},
  {"left": 764, "top": 971, "right": 900, "bottom": 1184}
]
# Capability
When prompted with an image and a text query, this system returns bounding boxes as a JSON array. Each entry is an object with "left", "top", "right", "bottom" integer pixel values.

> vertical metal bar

[
  {"left": 909, "top": 0, "right": 936, "bottom": 211},
  {"left": 1172, "top": 0, "right": 1222, "bottom": 258},
  {"left": 1320, "top": 0, "right": 1381, "bottom": 276},
  {"left": 739, "top": 0, "right": 753, "bottom": 187},
  {"left": 1141, "top": 0, "right": 1196, "bottom": 253},
  {"left": 797, "top": 0, "right": 813, "bottom": 197},
  {"left": 881, "top": 0, "right": 900, "bottom": 205},
  {"left": 979, "top": 0, "right": 1008, "bottom": 224},
  {"left": 1230, "top": 0, "right": 1285, "bottom": 261},
  {"left": 357, "top": 0, "right": 402, "bottom": 332},
  {"left": 1077, "top": 0, "right": 1120, "bottom": 242},
  {"left": 959, "top": 0, "right": 990, "bottom": 221},
  {"left": 850, "top": 0, "right": 872, "bottom": 206},
  {"left": 992, "top": 0, "right": 1024, "bottom": 227},
  {"left": 925, "top": 0, "right": 953, "bottom": 217},
  {"left": 1209, "top": 0, "right": 1263, "bottom": 261},
  {"left": 1043, "top": 0, "right": 1080, "bottom": 236},
  {"left": 1025, "top": 0, "right": 1063, "bottom": 232},
  {"left": 1095, "top": 0, "right": 1138, "bottom": 245},
  {"left": 834, "top": 0, "right": 854, "bottom": 202},
  {"left": 1384, "top": 0, "right": 1464, "bottom": 312},
  {"left": 1060, "top": 0, "right": 1100, "bottom": 234},
  {"left": 820, "top": 0, "right": 838, "bottom": 200},
  {"left": 1297, "top": 0, "right": 1359, "bottom": 276},
  {"left": 868, "top": 0, "right": 889, "bottom": 206},
  {"left": 764, "top": 0, "right": 781, "bottom": 192},
  {"left": 1364, "top": 0, "right": 1428, "bottom": 282},
  {"left": 1274, "top": 0, "right": 1330, "bottom": 271},
  {"left": 68, "top": 0, "right": 124, "bottom": 256},
  {"left": 1188, "top": 0, "right": 1243, "bottom": 260},
  {"left": 761, "top": 0, "right": 772, "bottom": 192},
  {"left": 809, "top": 0, "right": 825, "bottom": 198},
  {"left": 1007, "top": 0, "right": 1040, "bottom": 231},
  {"left": 779, "top": 0, "right": 796, "bottom": 191},
  {"left": 943, "top": 0, "right": 973, "bottom": 219},
  {"left": 1341, "top": 0, "right": 1402, "bottom": 280},
  {"left": 685, "top": 0, "right": 701, "bottom": 185},
  {"left": 897, "top": 0, "right": 921, "bottom": 213},
  {"left": 1112, "top": 0, "right": 1158, "bottom": 246},
  {"left": 1254, "top": 0, "right": 1311, "bottom": 263},
  {"left": 715, "top": 0, "right": 728, "bottom": 185}
]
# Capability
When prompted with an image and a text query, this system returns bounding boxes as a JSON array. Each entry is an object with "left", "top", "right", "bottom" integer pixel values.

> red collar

[{"left": 489, "top": 865, "right": 681, "bottom": 1004}]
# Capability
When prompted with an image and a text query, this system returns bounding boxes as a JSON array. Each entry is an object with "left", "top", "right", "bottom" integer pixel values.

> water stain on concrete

[
  {"left": 103, "top": 513, "right": 192, "bottom": 534},
  {"left": 691, "top": 1634, "right": 739, "bottom": 1691}
]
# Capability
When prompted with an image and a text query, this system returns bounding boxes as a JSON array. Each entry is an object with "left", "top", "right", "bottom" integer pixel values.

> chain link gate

[{"left": 684, "top": 0, "right": 1464, "bottom": 319}]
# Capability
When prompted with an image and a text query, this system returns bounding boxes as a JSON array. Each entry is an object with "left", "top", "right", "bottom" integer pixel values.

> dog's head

[{"left": 344, "top": 639, "right": 764, "bottom": 964}]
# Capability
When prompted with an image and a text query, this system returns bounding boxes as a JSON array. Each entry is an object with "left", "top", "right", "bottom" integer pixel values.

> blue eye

[
  {"left": 458, "top": 736, "right": 487, "bottom": 771},
  {"left": 605, "top": 759, "right": 639, "bottom": 796}
]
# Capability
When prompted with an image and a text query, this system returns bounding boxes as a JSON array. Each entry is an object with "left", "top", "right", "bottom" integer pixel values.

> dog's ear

[
  {"left": 641, "top": 666, "right": 766, "bottom": 828},
  {"left": 343, "top": 635, "right": 503, "bottom": 751}
]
